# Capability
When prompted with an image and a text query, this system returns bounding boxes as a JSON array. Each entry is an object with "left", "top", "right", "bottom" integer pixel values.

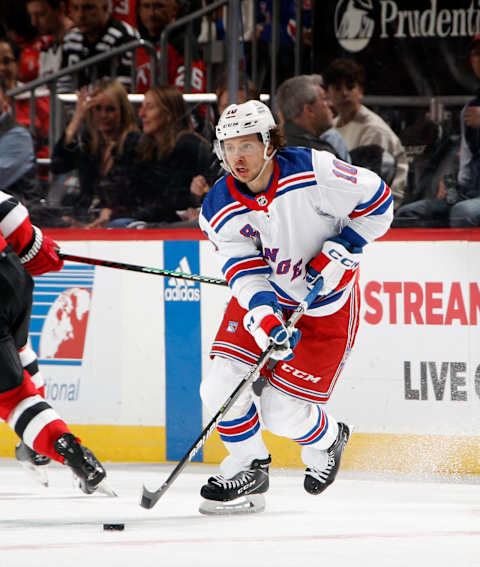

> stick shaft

[{"left": 58, "top": 252, "right": 227, "bottom": 286}]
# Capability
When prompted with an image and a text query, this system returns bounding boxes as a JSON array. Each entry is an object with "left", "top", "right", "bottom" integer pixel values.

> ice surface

[{"left": 0, "top": 459, "right": 479, "bottom": 567}]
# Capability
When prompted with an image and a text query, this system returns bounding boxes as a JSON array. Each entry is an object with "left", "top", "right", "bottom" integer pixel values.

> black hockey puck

[{"left": 103, "top": 523, "right": 125, "bottom": 531}]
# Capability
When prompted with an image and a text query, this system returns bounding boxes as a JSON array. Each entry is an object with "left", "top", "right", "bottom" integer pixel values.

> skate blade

[
  {"left": 18, "top": 461, "right": 49, "bottom": 487},
  {"left": 96, "top": 480, "right": 118, "bottom": 497},
  {"left": 199, "top": 493, "right": 265, "bottom": 516},
  {"left": 71, "top": 474, "right": 117, "bottom": 497}
]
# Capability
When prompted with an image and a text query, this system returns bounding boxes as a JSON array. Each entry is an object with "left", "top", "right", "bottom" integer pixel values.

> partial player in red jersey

[
  {"left": 0, "top": 189, "right": 109, "bottom": 494},
  {"left": 0, "top": 80, "right": 109, "bottom": 494}
]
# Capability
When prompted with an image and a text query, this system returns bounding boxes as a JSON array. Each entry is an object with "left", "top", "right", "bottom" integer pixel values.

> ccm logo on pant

[{"left": 280, "top": 363, "right": 322, "bottom": 383}]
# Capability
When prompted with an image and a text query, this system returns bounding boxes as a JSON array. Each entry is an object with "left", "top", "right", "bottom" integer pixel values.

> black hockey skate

[
  {"left": 199, "top": 456, "right": 271, "bottom": 515},
  {"left": 15, "top": 441, "right": 51, "bottom": 487},
  {"left": 304, "top": 422, "right": 350, "bottom": 495},
  {"left": 54, "top": 433, "right": 108, "bottom": 495}
]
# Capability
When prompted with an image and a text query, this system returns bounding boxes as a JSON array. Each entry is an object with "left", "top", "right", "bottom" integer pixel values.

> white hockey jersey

[{"left": 199, "top": 147, "right": 393, "bottom": 317}]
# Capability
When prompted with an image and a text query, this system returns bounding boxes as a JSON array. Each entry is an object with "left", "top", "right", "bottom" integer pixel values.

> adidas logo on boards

[{"left": 164, "top": 257, "right": 200, "bottom": 302}]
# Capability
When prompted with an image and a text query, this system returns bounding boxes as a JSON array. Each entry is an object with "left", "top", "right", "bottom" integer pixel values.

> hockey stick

[
  {"left": 58, "top": 252, "right": 227, "bottom": 287},
  {"left": 140, "top": 278, "right": 324, "bottom": 510}
]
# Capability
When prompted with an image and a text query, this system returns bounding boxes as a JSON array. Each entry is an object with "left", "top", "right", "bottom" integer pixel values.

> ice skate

[
  {"left": 15, "top": 441, "right": 51, "bottom": 487},
  {"left": 199, "top": 456, "right": 271, "bottom": 515},
  {"left": 54, "top": 433, "right": 114, "bottom": 496},
  {"left": 304, "top": 422, "right": 350, "bottom": 495}
]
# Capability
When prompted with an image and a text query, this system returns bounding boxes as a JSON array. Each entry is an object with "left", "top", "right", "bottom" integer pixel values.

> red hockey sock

[
  {"left": 0, "top": 372, "right": 71, "bottom": 463},
  {"left": 32, "top": 419, "right": 70, "bottom": 463}
]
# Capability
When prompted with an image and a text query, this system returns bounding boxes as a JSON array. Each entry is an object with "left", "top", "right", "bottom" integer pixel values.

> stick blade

[{"left": 140, "top": 485, "right": 164, "bottom": 509}]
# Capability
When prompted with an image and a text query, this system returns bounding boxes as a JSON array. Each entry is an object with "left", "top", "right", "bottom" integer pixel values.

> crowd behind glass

[{"left": 1, "top": 0, "right": 479, "bottom": 229}]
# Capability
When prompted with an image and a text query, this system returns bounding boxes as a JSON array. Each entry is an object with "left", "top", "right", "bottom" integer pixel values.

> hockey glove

[
  {"left": 243, "top": 304, "right": 301, "bottom": 361},
  {"left": 306, "top": 237, "right": 362, "bottom": 296},
  {"left": 20, "top": 226, "right": 64, "bottom": 276}
]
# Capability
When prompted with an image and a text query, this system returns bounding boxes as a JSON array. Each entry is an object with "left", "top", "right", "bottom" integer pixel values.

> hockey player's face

[{"left": 223, "top": 135, "right": 266, "bottom": 182}]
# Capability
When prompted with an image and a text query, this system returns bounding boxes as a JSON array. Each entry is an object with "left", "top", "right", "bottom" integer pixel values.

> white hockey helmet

[{"left": 214, "top": 100, "right": 277, "bottom": 166}]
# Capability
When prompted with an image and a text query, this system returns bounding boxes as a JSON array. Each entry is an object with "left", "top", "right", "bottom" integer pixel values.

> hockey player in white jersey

[{"left": 198, "top": 100, "right": 393, "bottom": 514}]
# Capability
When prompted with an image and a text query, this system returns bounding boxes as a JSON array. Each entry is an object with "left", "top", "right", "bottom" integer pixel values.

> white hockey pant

[{"left": 200, "top": 357, "right": 339, "bottom": 476}]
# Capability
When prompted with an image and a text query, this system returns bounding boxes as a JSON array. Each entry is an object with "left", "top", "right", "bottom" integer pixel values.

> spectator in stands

[
  {"left": 2, "top": 1, "right": 40, "bottom": 83},
  {"left": 50, "top": 78, "right": 140, "bottom": 226},
  {"left": 0, "top": 78, "right": 40, "bottom": 205},
  {"left": 256, "top": 0, "right": 312, "bottom": 90},
  {"left": 189, "top": 76, "right": 261, "bottom": 200},
  {"left": 0, "top": 38, "right": 50, "bottom": 164},
  {"left": 0, "top": 78, "right": 38, "bottom": 203},
  {"left": 275, "top": 74, "right": 351, "bottom": 161},
  {"left": 395, "top": 35, "right": 480, "bottom": 227},
  {"left": 325, "top": 58, "right": 408, "bottom": 209},
  {"left": 58, "top": 0, "right": 139, "bottom": 93},
  {"left": 131, "top": 85, "right": 211, "bottom": 226},
  {"left": 135, "top": 0, "right": 207, "bottom": 96},
  {"left": 26, "top": 0, "right": 72, "bottom": 78},
  {"left": 215, "top": 73, "right": 261, "bottom": 115}
]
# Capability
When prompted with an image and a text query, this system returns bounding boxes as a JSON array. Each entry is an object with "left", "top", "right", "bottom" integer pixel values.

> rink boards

[{"left": 0, "top": 228, "right": 479, "bottom": 475}]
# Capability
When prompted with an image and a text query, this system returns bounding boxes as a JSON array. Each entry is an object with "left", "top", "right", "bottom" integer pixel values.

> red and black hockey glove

[{"left": 20, "top": 226, "right": 64, "bottom": 276}]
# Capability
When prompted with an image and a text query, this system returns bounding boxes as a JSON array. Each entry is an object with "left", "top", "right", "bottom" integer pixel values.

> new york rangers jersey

[{"left": 199, "top": 147, "right": 393, "bottom": 317}]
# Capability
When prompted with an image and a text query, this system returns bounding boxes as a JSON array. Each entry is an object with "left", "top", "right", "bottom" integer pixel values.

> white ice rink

[{"left": 1, "top": 459, "right": 479, "bottom": 567}]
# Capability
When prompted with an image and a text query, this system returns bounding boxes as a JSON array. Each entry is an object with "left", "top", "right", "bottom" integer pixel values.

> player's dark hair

[{"left": 268, "top": 126, "right": 286, "bottom": 150}]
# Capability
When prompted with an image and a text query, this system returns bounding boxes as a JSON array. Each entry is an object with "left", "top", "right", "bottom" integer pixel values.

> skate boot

[
  {"left": 54, "top": 433, "right": 107, "bottom": 495},
  {"left": 15, "top": 441, "right": 51, "bottom": 487},
  {"left": 304, "top": 422, "right": 350, "bottom": 495},
  {"left": 199, "top": 455, "right": 271, "bottom": 515}
]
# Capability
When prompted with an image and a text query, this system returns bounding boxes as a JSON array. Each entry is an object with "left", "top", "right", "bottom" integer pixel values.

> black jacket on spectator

[
  {"left": 131, "top": 132, "right": 211, "bottom": 223},
  {"left": 283, "top": 121, "right": 337, "bottom": 155},
  {"left": 51, "top": 130, "right": 141, "bottom": 221}
]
